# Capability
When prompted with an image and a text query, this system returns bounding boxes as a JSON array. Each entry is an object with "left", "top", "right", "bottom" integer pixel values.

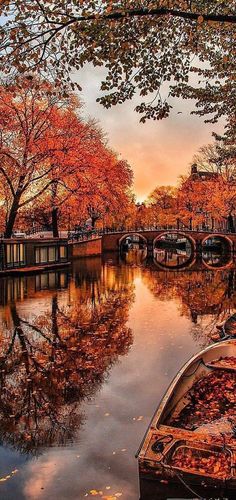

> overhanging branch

[{"left": 44, "top": 7, "right": 236, "bottom": 27}]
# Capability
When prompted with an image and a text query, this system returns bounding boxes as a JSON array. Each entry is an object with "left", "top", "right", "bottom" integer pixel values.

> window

[
  {"left": 35, "top": 248, "right": 40, "bottom": 264},
  {"left": 59, "top": 246, "right": 67, "bottom": 260},
  {"left": 59, "top": 273, "right": 67, "bottom": 288},
  {"left": 35, "top": 272, "right": 67, "bottom": 291},
  {"left": 7, "top": 277, "right": 25, "bottom": 301},
  {"left": 6, "top": 243, "right": 25, "bottom": 268},
  {"left": 48, "top": 247, "right": 56, "bottom": 262},
  {"left": 35, "top": 246, "right": 58, "bottom": 264},
  {"left": 48, "top": 272, "right": 56, "bottom": 288},
  {"left": 41, "top": 247, "right": 48, "bottom": 263}
]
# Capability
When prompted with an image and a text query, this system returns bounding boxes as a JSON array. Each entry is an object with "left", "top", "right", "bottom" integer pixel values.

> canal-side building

[
  {"left": 0, "top": 237, "right": 70, "bottom": 273},
  {"left": 190, "top": 163, "right": 220, "bottom": 181}
]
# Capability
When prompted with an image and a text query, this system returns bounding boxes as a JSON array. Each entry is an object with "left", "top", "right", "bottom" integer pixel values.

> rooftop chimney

[{"left": 191, "top": 164, "right": 198, "bottom": 174}]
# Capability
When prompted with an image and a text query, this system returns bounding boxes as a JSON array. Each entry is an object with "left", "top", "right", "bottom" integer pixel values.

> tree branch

[
  {"left": 4, "top": 5, "right": 236, "bottom": 60},
  {"left": 32, "top": 7, "right": 236, "bottom": 32},
  {"left": 19, "top": 181, "right": 53, "bottom": 207},
  {"left": 0, "top": 165, "right": 16, "bottom": 197}
]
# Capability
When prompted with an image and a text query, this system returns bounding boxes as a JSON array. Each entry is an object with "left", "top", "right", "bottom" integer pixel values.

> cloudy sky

[{"left": 76, "top": 66, "right": 224, "bottom": 202}]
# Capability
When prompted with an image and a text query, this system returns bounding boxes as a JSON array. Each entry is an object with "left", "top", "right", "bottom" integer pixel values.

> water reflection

[
  {"left": 120, "top": 234, "right": 147, "bottom": 265},
  {"left": 0, "top": 257, "right": 236, "bottom": 499},
  {"left": 202, "top": 250, "right": 232, "bottom": 268},
  {"left": 0, "top": 265, "right": 134, "bottom": 456},
  {"left": 120, "top": 248, "right": 147, "bottom": 265},
  {"left": 154, "top": 233, "right": 193, "bottom": 268},
  {"left": 153, "top": 248, "right": 193, "bottom": 268},
  {"left": 139, "top": 476, "right": 233, "bottom": 499},
  {"left": 202, "top": 235, "right": 232, "bottom": 254}
]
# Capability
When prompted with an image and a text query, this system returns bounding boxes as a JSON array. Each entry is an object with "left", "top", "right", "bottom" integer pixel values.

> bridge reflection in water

[{"left": 120, "top": 232, "right": 234, "bottom": 271}]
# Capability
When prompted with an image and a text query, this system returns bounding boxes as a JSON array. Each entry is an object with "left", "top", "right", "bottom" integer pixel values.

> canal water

[{"left": 0, "top": 252, "right": 235, "bottom": 499}]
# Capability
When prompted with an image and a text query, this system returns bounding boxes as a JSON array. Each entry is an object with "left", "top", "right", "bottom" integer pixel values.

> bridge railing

[
  {"left": 68, "top": 229, "right": 103, "bottom": 243},
  {"left": 100, "top": 225, "right": 234, "bottom": 234}
]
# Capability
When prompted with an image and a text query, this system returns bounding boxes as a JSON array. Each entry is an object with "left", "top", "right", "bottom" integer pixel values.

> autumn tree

[
  {"left": 147, "top": 186, "right": 178, "bottom": 227},
  {"left": 177, "top": 174, "right": 214, "bottom": 229},
  {"left": 0, "top": 76, "right": 88, "bottom": 237},
  {"left": 193, "top": 142, "right": 236, "bottom": 181},
  {"left": 0, "top": 76, "right": 132, "bottom": 237},
  {"left": 0, "top": 1, "right": 235, "bottom": 138},
  {"left": 133, "top": 202, "right": 149, "bottom": 229},
  {"left": 62, "top": 145, "right": 133, "bottom": 231},
  {"left": 42, "top": 115, "right": 104, "bottom": 237},
  {"left": 192, "top": 142, "right": 236, "bottom": 231}
]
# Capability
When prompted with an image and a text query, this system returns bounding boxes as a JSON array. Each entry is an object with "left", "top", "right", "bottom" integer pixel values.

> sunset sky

[{"left": 77, "top": 66, "right": 224, "bottom": 202}]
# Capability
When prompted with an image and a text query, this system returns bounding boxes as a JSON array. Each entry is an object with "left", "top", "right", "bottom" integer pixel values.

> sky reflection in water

[{"left": 0, "top": 254, "right": 235, "bottom": 499}]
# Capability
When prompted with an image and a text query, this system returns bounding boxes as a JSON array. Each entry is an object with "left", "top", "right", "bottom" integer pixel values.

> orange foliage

[{"left": 0, "top": 76, "right": 133, "bottom": 236}]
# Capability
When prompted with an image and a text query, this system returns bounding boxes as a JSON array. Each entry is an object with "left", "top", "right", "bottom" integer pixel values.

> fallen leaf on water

[
  {"left": 101, "top": 497, "right": 117, "bottom": 500},
  {"left": 90, "top": 490, "right": 99, "bottom": 496}
]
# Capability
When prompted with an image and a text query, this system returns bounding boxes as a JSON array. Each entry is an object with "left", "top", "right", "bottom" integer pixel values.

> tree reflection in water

[
  {"left": 0, "top": 264, "right": 134, "bottom": 455},
  {"left": 118, "top": 247, "right": 236, "bottom": 344},
  {"left": 142, "top": 265, "right": 236, "bottom": 344}
]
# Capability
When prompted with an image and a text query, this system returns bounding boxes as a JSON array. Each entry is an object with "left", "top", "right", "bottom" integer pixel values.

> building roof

[{"left": 190, "top": 164, "right": 219, "bottom": 181}]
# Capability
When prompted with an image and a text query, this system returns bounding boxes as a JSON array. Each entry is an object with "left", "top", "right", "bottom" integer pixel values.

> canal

[{"left": 0, "top": 252, "right": 235, "bottom": 499}]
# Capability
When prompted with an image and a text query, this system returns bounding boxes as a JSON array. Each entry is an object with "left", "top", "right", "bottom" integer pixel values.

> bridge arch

[
  {"left": 201, "top": 233, "right": 233, "bottom": 251},
  {"left": 153, "top": 231, "right": 196, "bottom": 269},
  {"left": 153, "top": 231, "right": 196, "bottom": 252},
  {"left": 119, "top": 233, "right": 148, "bottom": 249}
]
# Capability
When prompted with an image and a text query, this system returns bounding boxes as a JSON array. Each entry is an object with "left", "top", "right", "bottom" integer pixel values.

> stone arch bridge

[{"left": 102, "top": 229, "right": 236, "bottom": 254}]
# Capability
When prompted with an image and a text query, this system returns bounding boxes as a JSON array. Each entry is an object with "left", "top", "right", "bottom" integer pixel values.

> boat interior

[{"left": 138, "top": 340, "right": 236, "bottom": 494}]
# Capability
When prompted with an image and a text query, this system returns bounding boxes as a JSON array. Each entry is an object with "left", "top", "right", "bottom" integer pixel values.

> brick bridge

[{"left": 102, "top": 229, "right": 236, "bottom": 253}]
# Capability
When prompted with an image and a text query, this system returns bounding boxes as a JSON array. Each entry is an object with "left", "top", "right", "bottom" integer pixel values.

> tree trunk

[
  {"left": 10, "top": 303, "right": 30, "bottom": 371},
  {"left": 52, "top": 207, "right": 59, "bottom": 237},
  {"left": 227, "top": 214, "right": 235, "bottom": 233},
  {"left": 51, "top": 180, "right": 59, "bottom": 237},
  {"left": 91, "top": 216, "right": 97, "bottom": 228},
  {"left": 4, "top": 192, "right": 21, "bottom": 238}
]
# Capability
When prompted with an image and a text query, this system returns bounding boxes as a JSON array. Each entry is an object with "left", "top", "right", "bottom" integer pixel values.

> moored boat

[{"left": 137, "top": 339, "right": 236, "bottom": 499}]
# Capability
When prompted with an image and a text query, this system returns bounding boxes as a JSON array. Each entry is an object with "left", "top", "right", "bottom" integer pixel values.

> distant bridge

[{"left": 102, "top": 228, "right": 236, "bottom": 253}]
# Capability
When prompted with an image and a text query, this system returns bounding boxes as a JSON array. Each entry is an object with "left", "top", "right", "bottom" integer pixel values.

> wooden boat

[{"left": 137, "top": 339, "right": 236, "bottom": 499}]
